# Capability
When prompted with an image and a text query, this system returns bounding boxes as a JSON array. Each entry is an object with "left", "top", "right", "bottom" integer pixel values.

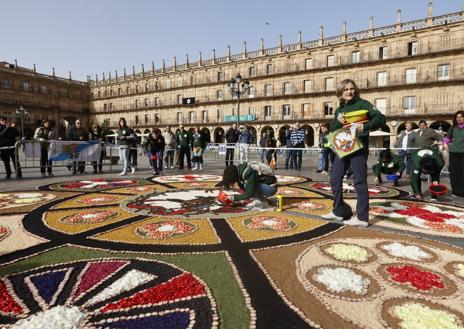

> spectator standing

[
  {"left": 238, "top": 125, "right": 250, "bottom": 163},
  {"left": 145, "top": 128, "right": 165, "bottom": 175},
  {"left": 225, "top": 123, "right": 239, "bottom": 166},
  {"left": 163, "top": 126, "right": 176, "bottom": 169},
  {"left": 320, "top": 124, "right": 333, "bottom": 175},
  {"left": 395, "top": 121, "right": 416, "bottom": 178},
  {"left": 284, "top": 127, "right": 295, "bottom": 169},
  {"left": 116, "top": 117, "right": 136, "bottom": 175},
  {"left": 176, "top": 124, "right": 192, "bottom": 169},
  {"left": 34, "top": 119, "right": 54, "bottom": 177},
  {"left": 265, "top": 133, "right": 277, "bottom": 168},
  {"left": 128, "top": 132, "right": 138, "bottom": 174},
  {"left": 67, "top": 119, "right": 88, "bottom": 174},
  {"left": 444, "top": 110, "right": 464, "bottom": 197},
  {"left": 290, "top": 122, "right": 305, "bottom": 170},
  {"left": 415, "top": 119, "right": 443, "bottom": 148},
  {"left": 0, "top": 117, "right": 22, "bottom": 179},
  {"left": 259, "top": 131, "right": 268, "bottom": 163},
  {"left": 192, "top": 126, "right": 206, "bottom": 170},
  {"left": 323, "top": 79, "right": 386, "bottom": 227},
  {"left": 88, "top": 123, "right": 105, "bottom": 174}
]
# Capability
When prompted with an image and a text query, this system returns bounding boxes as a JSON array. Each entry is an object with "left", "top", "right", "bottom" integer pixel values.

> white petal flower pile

[
  {"left": 313, "top": 267, "right": 369, "bottom": 295},
  {"left": 381, "top": 242, "right": 431, "bottom": 261},
  {"left": 12, "top": 306, "right": 85, "bottom": 329}
]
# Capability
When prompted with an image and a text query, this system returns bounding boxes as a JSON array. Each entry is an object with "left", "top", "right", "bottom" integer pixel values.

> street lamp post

[
  {"left": 15, "top": 105, "right": 28, "bottom": 142},
  {"left": 227, "top": 74, "right": 251, "bottom": 127}
]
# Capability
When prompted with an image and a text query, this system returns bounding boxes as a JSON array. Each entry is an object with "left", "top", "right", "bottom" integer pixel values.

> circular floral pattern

[
  {"left": 49, "top": 179, "right": 141, "bottom": 192},
  {"left": 383, "top": 298, "right": 464, "bottom": 329},
  {"left": 60, "top": 210, "right": 118, "bottom": 224},
  {"left": 151, "top": 174, "right": 222, "bottom": 183},
  {"left": 0, "top": 192, "right": 56, "bottom": 210},
  {"left": 308, "top": 182, "right": 399, "bottom": 197},
  {"left": 297, "top": 201, "right": 328, "bottom": 211},
  {"left": 135, "top": 220, "right": 197, "bottom": 240},
  {"left": 122, "top": 189, "right": 252, "bottom": 218},
  {"left": 0, "top": 259, "right": 216, "bottom": 328},
  {"left": 274, "top": 175, "right": 307, "bottom": 185},
  {"left": 76, "top": 196, "right": 121, "bottom": 205},
  {"left": 243, "top": 216, "right": 296, "bottom": 232},
  {"left": 321, "top": 243, "right": 371, "bottom": 263},
  {"left": 0, "top": 226, "right": 10, "bottom": 242},
  {"left": 370, "top": 201, "right": 464, "bottom": 234}
]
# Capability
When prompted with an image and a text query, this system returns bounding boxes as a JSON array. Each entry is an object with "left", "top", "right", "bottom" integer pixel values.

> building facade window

[
  {"left": 202, "top": 110, "right": 208, "bottom": 122},
  {"left": 217, "top": 71, "right": 224, "bottom": 82},
  {"left": 177, "top": 112, "right": 183, "bottom": 123},
  {"left": 144, "top": 98, "right": 149, "bottom": 107},
  {"left": 103, "top": 103, "right": 107, "bottom": 112},
  {"left": 305, "top": 58, "right": 313, "bottom": 69},
  {"left": 189, "top": 111, "right": 195, "bottom": 123},
  {"left": 126, "top": 86, "right": 130, "bottom": 94},
  {"left": 266, "top": 64, "right": 273, "bottom": 75},
  {"left": 282, "top": 104, "right": 291, "bottom": 118},
  {"left": 324, "top": 102, "right": 334, "bottom": 116},
  {"left": 135, "top": 115, "right": 139, "bottom": 125},
  {"left": 40, "top": 85, "right": 48, "bottom": 94},
  {"left": 264, "top": 84, "right": 273, "bottom": 96},
  {"left": 283, "top": 82, "right": 292, "bottom": 95},
  {"left": 437, "top": 64, "right": 450, "bottom": 80},
  {"left": 135, "top": 85, "right": 139, "bottom": 93},
  {"left": 403, "top": 96, "right": 416, "bottom": 111},
  {"left": 405, "top": 68, "right": 417, "bottom": 84},
  {"left": 217, "top": 89, "right": 224, "bottom": 100},
  {"left": 248, "top": 86, "right": 255, "bottom": 98},
  {"left": 2, "top": 79, "right": 12, "bottom": 89},
  {"left": 154, "top": 97, "right": 159, "bottom": 106},
  {"left": 177, "top": 94, "right": 183, "bottom": 104},
  {"left": 303, "top": 80, "right": 312, "bottom": 93},
  {"left": 249, "top": 66, "right": 256, "bottom": 77},
  {"left": 327, "top": 55, "right": 335, "bottom": 67},
  {"left": 135, "top": 100, "right": 139, "bottom": 108},
  {"left": 325, "top": 77, "right": 335, "bottom": 91},
  {"left": 264, "top": 105, "right": 272, "bottom": 119},
  {"left": 144, "top": 114, "right": 149, "bottom": 124},
  {"left": 117, "top": 88, "right": 121, "bottom": 96},
  {"left": 21, "top": 82, "right": 31, "bottom": 91},
  {"left": 351, "top": 51, "right": 360, "bottom": 63},
  {"left": 377, "top": 71, "right": 387, "bottom": 86},
  {"left": 375, "top": 98, "right": 387, "bottom": 114},
  {"left": 379, "top": 46, "right": 389, "bottom": 59},
  {"left": 248, "top": 106, "right": 255, "bottom": 115},
  {"left": 302, "top": 103, "right": 311, "bottom": 118},
  {"left": 408, "top": 41, "right": 418, "bottom": 56}
]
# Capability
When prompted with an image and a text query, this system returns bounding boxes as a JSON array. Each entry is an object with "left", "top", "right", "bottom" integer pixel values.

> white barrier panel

[{"left": 49, "top": 141, "right": 102, "bottom": 162}]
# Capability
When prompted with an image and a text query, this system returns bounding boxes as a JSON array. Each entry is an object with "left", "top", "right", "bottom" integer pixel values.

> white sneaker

[
  {"left": 131, "top": 167, "right": 136, "bottom": 174},
  {"left": 344, "top": 216, "right": 369, "bottom": 227},
  {"left": 321, "top": 211, "right": 344, "bottom": 221},
  {"left": 164, "top": 165, "right": 168, "bottom": 169},
  {"left": 170, "top": 166, "right": 174, "bottom": 169},
  {"left": 199, "top": 164, "right": 203, "bottom": 170},
  {"left": 118, "top": 171, "right": 127, "bottom": 176},
  {"left": 192, "top": 164, "right": 198, "bottom": 171},
  {"left": 245, "top": 199, "right": 262, "bottom": 208}
]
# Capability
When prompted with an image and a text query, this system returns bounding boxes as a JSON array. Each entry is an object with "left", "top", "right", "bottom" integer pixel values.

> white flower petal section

[
  {"left": 325, "top": 244, "right": 369, "bottom": 262},
  {"left": 382, "top": 242, "right": 431, "bottom": 261},
  {"left": 393, "top": 302, "right": 464, "bottom": 329},
  {"left": 87, "top": 269, "right": 155, "bottom": 305},
  {"left": 313, "top": 267, "right": 369, "bottom": 295},
  {"left": 12, "top": 306, "right": 85, "bottom": 329}
]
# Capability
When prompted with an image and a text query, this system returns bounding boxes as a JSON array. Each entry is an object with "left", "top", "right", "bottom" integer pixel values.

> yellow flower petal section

[{"left": 393, "top": 302, "right": 464, "bottom": 329}]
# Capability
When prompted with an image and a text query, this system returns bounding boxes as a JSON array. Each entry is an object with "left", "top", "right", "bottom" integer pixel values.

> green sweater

[
  {"left": 176, "top": 130, "right": 192, "bottom": 148},
  {"left": 373, "top": 152, "right": 405, "bottom": 176},
  {"left": 411, "top": 147, "right": 444, "bottom": 194},
  {"left": 233, "top": 162, "right": 277, "bottom": 202},
  {"left": 447, "top": 126, "right": 464, "bottom": 153},
  {"left": 330, "top": 97, "right": 386, "bottom": 149},
  {"left": 117, "top": 127, "right": 135, "bottom": 146}
]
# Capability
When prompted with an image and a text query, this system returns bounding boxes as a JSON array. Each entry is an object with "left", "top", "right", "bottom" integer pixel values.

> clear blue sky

[{"left": 2, "top": 0, "right": 462, "bottom": 81}]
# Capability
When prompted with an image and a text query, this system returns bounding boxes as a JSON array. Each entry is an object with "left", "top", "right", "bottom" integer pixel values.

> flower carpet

[{"left": 0, "top": 175, "right": 463, "bottom": 329}]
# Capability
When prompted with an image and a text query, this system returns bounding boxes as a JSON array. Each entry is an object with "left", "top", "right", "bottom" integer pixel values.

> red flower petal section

[
  {"left": 387, "top": 265, "right": 444, "bottom": 291},
  {"left": 0, "top": 280, "right": 23, "bottom": 315},
  {"left": 101, "top": 273, "right": 206, "bottom": 312}
]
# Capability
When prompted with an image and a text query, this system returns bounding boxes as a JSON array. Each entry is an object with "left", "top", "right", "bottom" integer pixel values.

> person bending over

[
  {"left": 373, "top": 149, "right": 405, "bottom": 186},
  {"left": 410, "top": 147, "right": 445, "bottom": 201},
  {"left": 219, "top": 162, "right": 277, "bottom": 206}
]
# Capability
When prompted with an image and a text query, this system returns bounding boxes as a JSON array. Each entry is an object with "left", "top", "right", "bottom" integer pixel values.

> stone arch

[
  {"left": 278, "top": 125, "right": 291, "bottom": 145},
  {"left": 201, "top": 127, "right": 211, "bottom": 143},
  {"left": 301, "top": 124, "right": 314, "bottom": 147},
  {"left": 143, "top": 128, "right": 151, "bottom": 134},
  {"left": 213, "top": 127, "right": 225, "bottom": 143},
  {"left": 248, "top": 126, "right": 257, "bottom": 145},
  {"left": 397, "top": 121, "right": 419, "bottom": 134},
  {"left": 430, "top": 120, "right": 451, "bottom": 135}
]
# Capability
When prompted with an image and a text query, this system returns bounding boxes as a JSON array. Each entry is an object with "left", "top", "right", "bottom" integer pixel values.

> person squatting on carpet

[
  {"left": 217, "top": 161, "right": 278, "bottom": 208},
  {"left": 410, "top": 146, "right": 445, "bottom": 201},
  {"left": 322, "top": 79, "right": 386, "bottom": 227},
  {"left": 372, "top": 149, "right": 405, "bottom": 187}
]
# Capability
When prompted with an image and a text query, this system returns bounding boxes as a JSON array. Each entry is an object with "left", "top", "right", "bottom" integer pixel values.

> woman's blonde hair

[{"left": 336, "top": 79, "right": 360, "bottom": 104}]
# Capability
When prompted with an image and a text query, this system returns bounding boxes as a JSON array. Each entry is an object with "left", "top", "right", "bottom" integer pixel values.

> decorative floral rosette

[
  {"left": 60, "top": 210, "right": 118, "bottom": 224},
  {"left": 0, "top": 192, "right": 56, "bottom": 210},
  {"left": 297, "top": 201, "right": 328, "bottom": 211},
  {"left": 76, "top": 196, "right": 121, "bottom": 205},
  {"left": 274, "top": 175, "right": 307, "bottom": 185},
  {"left": 243, "top": 216, "right": 296, "bottom": 232},
  {"left": 122, "top": 189, "right": 251, "bottom": 218},
  {"left": 277, "top": 187, "right": 305, "bottom": 196},
  {"left": 307, "top": 182, "right": 399, "bottom": 197},
  {"left": 320, "top": 243, "right": 374, "bottom": 264},
  {"left": 0, "top": 226, "right": 10, "bottom": 241},
  {"left": 151, "top": 174, "right": 222, "bottom": 183},
  {"left": 382, "top": 298, "right": 464, "bottom": 329},
  {"left": 370, "top": 201, "right": 464, "bottom": 234},
  {"left": 378, "top": 263, "right": 457, "bottom": 297},
  {"left": 0, "top": 259, "right": 216, "bottom": 328},
  {"left": 50, "top": 179, "right": 141, "bottom": 192},
  {"left": 135, "top": 220, "right": 197, "bottom": 240}
]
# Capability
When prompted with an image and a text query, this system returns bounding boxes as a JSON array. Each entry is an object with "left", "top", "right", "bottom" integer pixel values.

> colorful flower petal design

[
  {"left": 322, "top": 243, "right": 370, "bottom": 263},
  {"left": 386, "top": 265, "right": 445, "bottom": 291},
  {"left": 152, "top": 174, "right": 222, "bottom": 183},
  {"left": 0, "top": 226, "right": 10, "bottom": 242},
  {"left": 379, "top": 242, "right": 433, "bottom": 262},
  {"left": 0, "top": 259, "right": 215, "bottom": 328},
  {"left": 297, "top": 201, "right": 328, "bottom": 211},
  {"left": 312, "top": 267, "right": 370, "bottom": 295},
  {"left": 0, "top": 192, "right": 56, "bottom": 210},
  {"left": 135, "top": 221, "right": 197, "bottom": 240},
  {"left": 50, "top": 179, "right": 141, "bottom": 192},
  {"left": 60, "top": 210, "right": 118, "bottom": 224},
  {"left": 243, "top": 216, "right": 296, "bottom": 232},
  {"left": 76, "top": 196, "right": 121, "bottom": 205},
  {"left": 309, "top": 183, "right": 395, "bottom": 196}
]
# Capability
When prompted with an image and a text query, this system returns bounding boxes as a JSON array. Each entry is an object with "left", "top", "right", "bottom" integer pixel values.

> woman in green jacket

[
  {"left": 117, "top": 117, "right": 136, "bottom": 176},
  {"left": 444, "top": 110, "right": 464, "bottom": 197}
]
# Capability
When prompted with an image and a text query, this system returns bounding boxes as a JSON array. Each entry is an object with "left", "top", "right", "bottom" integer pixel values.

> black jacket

[
  {"left": 225, "top": 127, "right": 239, "bottom": 144},
  {"left": 145, "top": 134, "right": 166, "bottom": 153}
]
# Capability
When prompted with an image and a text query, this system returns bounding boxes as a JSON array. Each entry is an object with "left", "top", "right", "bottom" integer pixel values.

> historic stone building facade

[{"left": 0, "top": 62, "right": 90, "bottom": 138}]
